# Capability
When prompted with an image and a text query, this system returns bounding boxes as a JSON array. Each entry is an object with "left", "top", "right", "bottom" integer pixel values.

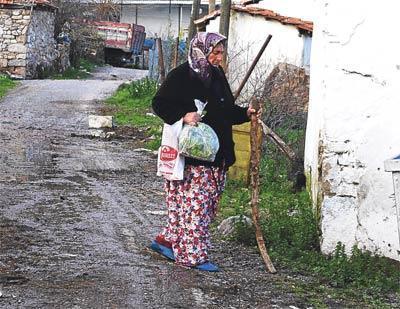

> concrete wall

[
  {"left": 304, "top": 1, "right": 400, "bottom": 261},
  {"left": 121, "top": 4, "right": 195, "bottom": 38}
]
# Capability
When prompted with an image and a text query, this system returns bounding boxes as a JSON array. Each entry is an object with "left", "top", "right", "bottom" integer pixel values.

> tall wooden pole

[
  {"left": 219, "top": 0, "right": 231, "bottom": 70},
  {"left": 234, "top": 35, "right": 272, "bottom": 100},
  {"left": 250, "top": 98, "right": 277, "bottom": 274},
  {"left": 209, "top": 0, "right": 215, "bottom": 13},
  {"left": 156, "top": 38, "right": 165, "bottom": 84},
  {"left": 173, "top": 37, "right": 179, "bottom": 69},
  {"left": 178, "top": 5, "right": 182, "bottom": 38},
  {"left": 187, "top": 0, "right": 201, "bottom": 49}
]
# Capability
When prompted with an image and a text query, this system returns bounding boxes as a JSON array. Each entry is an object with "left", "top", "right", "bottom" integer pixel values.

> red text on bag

[{"left": 160, "top": 145, "right": 178, "bottom": 161}]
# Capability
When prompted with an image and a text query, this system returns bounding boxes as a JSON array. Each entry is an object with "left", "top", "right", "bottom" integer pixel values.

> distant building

[
  {"left": 120, "top": 0, "right": 216, "bottom": 39},
  {"left": 196, "top": 1, "right": 313, "bottom": 104}
]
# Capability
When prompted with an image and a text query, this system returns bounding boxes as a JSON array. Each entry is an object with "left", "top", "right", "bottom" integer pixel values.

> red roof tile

[
  {"left": 194, "top": 5, "right": 313, "bottom": 32},
  {"left": 232, "top": 5, "right": 313, "bottom": 32}
]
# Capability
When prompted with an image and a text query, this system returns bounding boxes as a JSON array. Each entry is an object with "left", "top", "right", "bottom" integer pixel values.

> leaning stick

[
  {"left": 258, "top": 119, "right": 298, "bottom": 161},
  {"left": 234, "top": 35, "right": 272, "bottom": 101},
  {"left": 233, "top": 35, "right": 298, "bottom": 163},
  {"left": 250, "top": 98, "right": 277, "bottom": 273}
]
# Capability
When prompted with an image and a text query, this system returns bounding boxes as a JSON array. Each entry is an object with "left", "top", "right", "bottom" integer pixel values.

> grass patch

[
  {"left": 219, "top": 128, "right": 400, "bottom": 307},
  {"left": 0, "top": 75, "right": 17, "bottom": 99},
  {"left": 52, "top": 59, "right": 97, "bottom": 80},
  {"left": 106, "top": 77, "right": 162, "bottom": 149}
]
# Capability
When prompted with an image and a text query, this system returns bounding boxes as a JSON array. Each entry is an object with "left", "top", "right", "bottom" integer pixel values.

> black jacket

[{"left": 152, "top": 61, "right": 249, "bottom": 168}]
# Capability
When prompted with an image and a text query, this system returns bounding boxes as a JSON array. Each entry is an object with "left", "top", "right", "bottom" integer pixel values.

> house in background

[
  {"left": 196, "top": 0, "right": 313, "bottom": 187},
  {"left": 195, "top": 0, "right": 313, "bottom": 104},
  {"left": 120, "top": 0, "right": 217, "bottom": 39}
]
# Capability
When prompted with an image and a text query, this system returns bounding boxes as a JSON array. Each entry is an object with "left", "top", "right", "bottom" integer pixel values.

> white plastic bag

[
  {"left": 179, "top": 122, "right": 220, "bottom": 162},
  {"left": 178, "top": 99, "right": 220, "bottom": 162},
  {"left": 157, "top": 119, "right": 185, "bottom": 180}
]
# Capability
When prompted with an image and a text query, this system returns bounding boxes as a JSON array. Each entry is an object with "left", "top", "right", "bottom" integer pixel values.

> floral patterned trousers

[{"left": 157, "top": 164, "right": 226, "bottom": 266}]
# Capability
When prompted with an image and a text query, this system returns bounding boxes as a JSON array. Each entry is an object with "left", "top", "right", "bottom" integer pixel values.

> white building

[
  {"left": 198, "top": 0, "right": 400, "bottom": 262},
  {"left": 196, "top": 1, "right": 313, "bottom": 101},
  {"left": 120, "top": 0, "right": 215, "bottom": 38},
  {"left": 305, "top": 1, "right": 400, "bottom": 261}
]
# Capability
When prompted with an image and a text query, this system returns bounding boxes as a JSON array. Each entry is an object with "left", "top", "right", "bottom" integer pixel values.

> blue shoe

[
  {"left": 195, "top": 262, "right": 219, "bottom": 272},
  {"left": 150, "top": 240, "right": 175, "bottom": 261}
]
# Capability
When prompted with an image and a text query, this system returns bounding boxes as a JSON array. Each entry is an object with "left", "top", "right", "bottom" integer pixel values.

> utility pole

[
  {"left": 187, "top": 0, "right": 201, "bottom": 48},
  {"left": 120, "top": 0, "right": 123, "bottom": 22},
  {"left": 219, "top": 0, "right": 231, "bottom": 70},
  {"left": 135, "top": 5, "right": 138, "bottom": 24},
  {"left": 209, "top": 0, "right": 215, "bottom": 13},
  {"left": 178, "top": 5, "right": 182, "bottom": 38}
]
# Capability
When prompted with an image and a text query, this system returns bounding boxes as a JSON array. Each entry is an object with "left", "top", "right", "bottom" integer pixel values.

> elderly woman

[{"left": 151, "top": 32, "right": 257, "bottom": 272}]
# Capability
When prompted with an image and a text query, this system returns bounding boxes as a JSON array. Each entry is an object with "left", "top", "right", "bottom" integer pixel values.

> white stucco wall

[
  {"left": 225, "top": 12, "right": 308, "bottom": 103},
  {"left": 305, "top": 1, "right": 400, "bottom": 260},
  {"left": 121, "top": 4, "right": 195, "bottom": 38}
]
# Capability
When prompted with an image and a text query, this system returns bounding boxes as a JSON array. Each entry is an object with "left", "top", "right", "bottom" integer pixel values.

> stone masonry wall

[
  {"left": 0, "top": 8, "right": 31, "bottom": 77},
  {"left": 0, "top": 6, "right": 56, "bottom": 79},
  {"left": 25, "top": 8, "right": 56, "bottom": 78}
]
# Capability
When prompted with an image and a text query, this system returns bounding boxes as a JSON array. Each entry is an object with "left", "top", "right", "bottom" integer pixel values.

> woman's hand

[
  {"left": 247, "top": 105, "right": 263, "bottom": 119},
  {"left": 183, "top": 112, "right": 201, "bottom": 126}
]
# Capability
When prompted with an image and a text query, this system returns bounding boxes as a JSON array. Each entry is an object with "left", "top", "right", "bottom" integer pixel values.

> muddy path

[{"left": 0, "top": 68, "right": 355, "bottom": 308}]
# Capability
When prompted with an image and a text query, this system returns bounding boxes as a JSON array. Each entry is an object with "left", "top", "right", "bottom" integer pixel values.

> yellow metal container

[{"left": 228, "top": 122, "right": 251, "bottom": 183}]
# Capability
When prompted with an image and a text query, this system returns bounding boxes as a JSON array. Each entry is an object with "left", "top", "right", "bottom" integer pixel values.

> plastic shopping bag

[
  {"left": 178, "top": 122, "right": 220, "bottom": 162},
  {"left": 178, "top": 100, "right": 219, "bottom": 162},
  {"left": 157, "top": 119, "right": 184, "bottom": 180}
]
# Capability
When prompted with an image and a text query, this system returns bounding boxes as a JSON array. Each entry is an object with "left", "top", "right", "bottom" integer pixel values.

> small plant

[
  {"left": 0, "top": 75, "right": 17, "bottom": 99},
  {"left": 52, "top": 59, "right": 97, "bottom": 80},
  {"left": 106, "top": 77, "right": 162, "bottom": 149},
  {"left": 219, "top": 125, "right": 400, "bottom": 305}
]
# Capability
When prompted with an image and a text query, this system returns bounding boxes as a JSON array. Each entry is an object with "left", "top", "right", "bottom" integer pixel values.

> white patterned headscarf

[{"left": 188, "top": 32, "right": 226, "bottom": 83}]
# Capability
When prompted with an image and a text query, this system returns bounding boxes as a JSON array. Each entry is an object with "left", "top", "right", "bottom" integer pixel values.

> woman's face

[{"left": 207, "top": 43, "right": 225, "bottom": 67}]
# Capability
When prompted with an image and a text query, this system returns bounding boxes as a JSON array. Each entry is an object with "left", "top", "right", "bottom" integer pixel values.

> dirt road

[{"left": 0, "top": 67, "right": 320, "bottom": 308}]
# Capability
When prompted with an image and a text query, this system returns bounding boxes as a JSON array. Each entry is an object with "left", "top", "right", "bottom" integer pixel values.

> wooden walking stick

[{"left": 250, "top": 98, "right": 277, "bottom": 273}]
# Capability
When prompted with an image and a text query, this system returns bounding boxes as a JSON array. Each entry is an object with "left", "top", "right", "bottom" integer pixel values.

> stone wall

[
  {"left": 0, "top": 8, "right": 31, "bottom": 77},
  {"left": 26, "top": 8, "right": 56, "bottom": 78},
  {"left": 0, "top": 5, "right": 57, "bottom": 79},
  {"left": 54, "top": 42, "right": 70, "bottom": 74},
  {"left": 263, "top": 62, "right": 310, "bottom": 115}
]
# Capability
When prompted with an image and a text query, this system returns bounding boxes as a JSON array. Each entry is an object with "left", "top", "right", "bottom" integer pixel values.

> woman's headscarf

[{"left": 188, "top": 32, "right": 227, "bottom": 84}]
